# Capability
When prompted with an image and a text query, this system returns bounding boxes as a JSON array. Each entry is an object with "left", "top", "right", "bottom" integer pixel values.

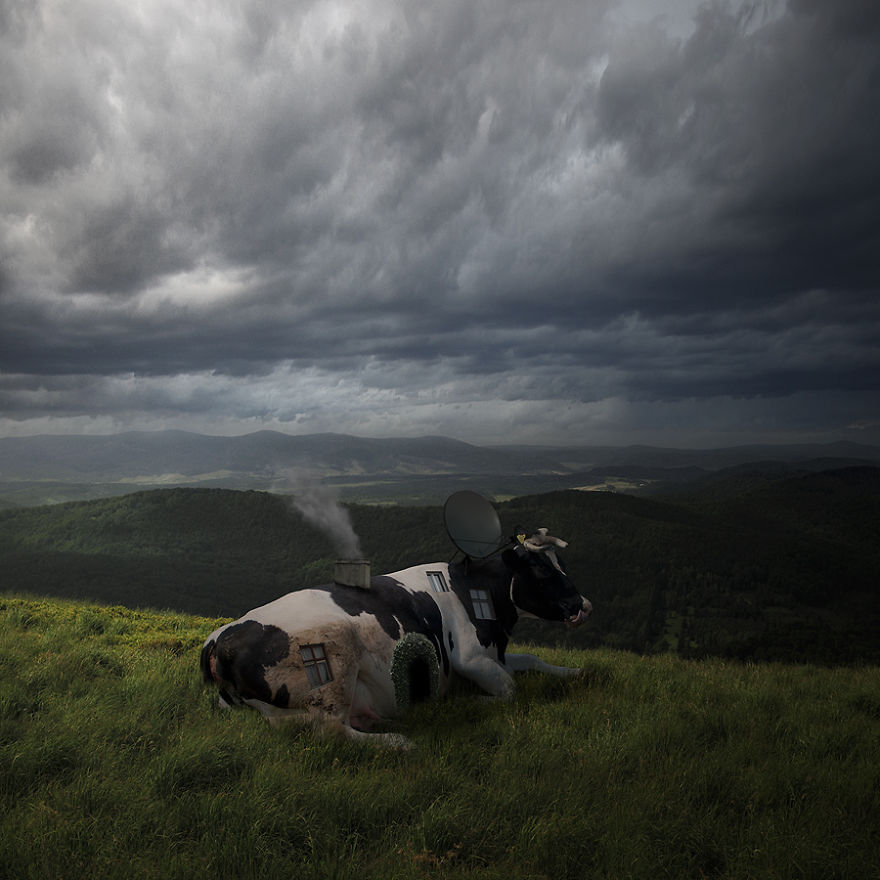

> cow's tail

[
  {"left": 200, "top": 639, "right": 218, "bottom": 685},
  {"left": 200, "top": 637, "right": 241, "bottom": 709}
]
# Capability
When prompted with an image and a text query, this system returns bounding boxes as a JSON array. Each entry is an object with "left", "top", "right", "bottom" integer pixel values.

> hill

[
  {"left": 2, "top": 429, "right": 879, "bottom": 506},
  {"left": 0, "top": 430, "right": 553, "bottom": 481},
  {"left": 1, "top": 593, "right": 878, "bottom": 880},
  {"left": 1, "top": 469, "right": 878, "bottom": 664}
]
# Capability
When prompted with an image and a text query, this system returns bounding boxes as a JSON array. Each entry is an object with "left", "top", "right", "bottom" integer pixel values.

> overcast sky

[{"left": 1, "top": 0, "right": 878, "bottom": 447}]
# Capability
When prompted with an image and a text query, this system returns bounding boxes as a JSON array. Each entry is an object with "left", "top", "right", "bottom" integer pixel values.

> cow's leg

[
  {"left": 452, "top": 653, "right": 517, "bottom": 699},
  {"left": 333, "top": 652, "right": 414, "bottom": 748},
  {"left": 242, "top": 698, "right": 413, "bottom": 749},
  {"left": 339, "top": 725, "right": 413, "bottom": 750},
  {"left": 242, "top": 698, "right": 311, "bottom": 724},
  {"left": 504, "top": 652, "right": 582, "bottom": 679}
]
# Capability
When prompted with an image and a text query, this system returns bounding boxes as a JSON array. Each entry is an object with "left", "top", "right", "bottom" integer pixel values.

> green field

[{"left": 2, "top": 594, "right": 878, "bottom": 879}]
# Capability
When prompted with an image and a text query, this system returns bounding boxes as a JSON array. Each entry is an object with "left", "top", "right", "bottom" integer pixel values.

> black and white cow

[{"left": 201, "top": 546, "right": 592, "bottom": 746}]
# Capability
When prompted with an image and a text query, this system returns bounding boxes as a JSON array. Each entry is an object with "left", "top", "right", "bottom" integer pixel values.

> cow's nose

[{"left": 563, "top": 596, "right": 586, "bottom": 618}]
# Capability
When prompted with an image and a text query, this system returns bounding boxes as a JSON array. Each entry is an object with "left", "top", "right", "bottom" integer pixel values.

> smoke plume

[{"left": 274, "top": 470, "right": 362, "bottom": 559}]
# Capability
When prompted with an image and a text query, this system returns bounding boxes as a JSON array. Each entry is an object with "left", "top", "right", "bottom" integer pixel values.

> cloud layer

[{"left": 1, "top": 0, "right": 878, "bottom": 445}]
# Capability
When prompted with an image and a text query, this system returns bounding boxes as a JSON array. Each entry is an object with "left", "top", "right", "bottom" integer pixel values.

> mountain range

[{"left": 2, "top": 429, "right": 879, "bottom": 506}]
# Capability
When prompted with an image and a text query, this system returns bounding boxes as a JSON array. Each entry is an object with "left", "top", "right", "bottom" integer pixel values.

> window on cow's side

[
  {"left": 427, "top": 571, "right": 449, "bottom": 593},
  {"left": 300, "top": 644, "right": 333, "bottom": 688},
  {"left": 469, "top": 588, "right": 495, "bottom": 620}
]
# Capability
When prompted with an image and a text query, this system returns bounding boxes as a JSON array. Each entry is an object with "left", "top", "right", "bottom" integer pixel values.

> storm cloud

[{"left": 1, "top": 0, "right": 878, "bottom": 445}]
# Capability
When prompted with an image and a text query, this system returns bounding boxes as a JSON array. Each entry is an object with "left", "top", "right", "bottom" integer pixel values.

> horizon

[{"left": 1, "top": 426, "right": 879, "bottom": 455}]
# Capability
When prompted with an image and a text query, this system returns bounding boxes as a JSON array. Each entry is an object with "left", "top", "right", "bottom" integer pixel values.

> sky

[{"left": 1, "top": 0, "right": 879, "bottom": 448}]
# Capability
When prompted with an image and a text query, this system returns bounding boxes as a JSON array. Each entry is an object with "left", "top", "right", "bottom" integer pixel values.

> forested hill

[{"left": 1, "top": 467, "right": 878, "bottom": 665}]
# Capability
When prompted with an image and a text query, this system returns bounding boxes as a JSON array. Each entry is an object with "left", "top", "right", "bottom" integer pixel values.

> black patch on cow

[
  {"left": 327, "top": 577, "right": 402, "bottom": 640},
  {"left": 448, "top": 558, "right": 518, "bottom": 662},
  {"left": 213, "top": 620, "right": 290, "bottom": 705},
  {"left": 326, "top": 577, "right": 450, "bottom": 677}
]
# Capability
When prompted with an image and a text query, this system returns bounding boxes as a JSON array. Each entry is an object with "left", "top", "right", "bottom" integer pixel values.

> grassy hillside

[
  {"left": 0, "top": 470, "right": 877, "bottom": 664},
  {"left": 1, "top": 594, "right": 878, "bottom": 880}
]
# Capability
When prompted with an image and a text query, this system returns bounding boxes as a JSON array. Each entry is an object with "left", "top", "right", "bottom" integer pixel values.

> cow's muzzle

[{"left": 566, "top": 599, "right": 593, "bottom": 629}]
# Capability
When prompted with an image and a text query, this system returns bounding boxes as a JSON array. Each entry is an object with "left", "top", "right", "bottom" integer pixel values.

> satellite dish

[{"left": 444, "top": 491, "right": 505, "bottom": 559}]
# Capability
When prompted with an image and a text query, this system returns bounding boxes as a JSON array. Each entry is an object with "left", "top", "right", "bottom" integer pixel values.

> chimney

[{"left": 334, "top": 559, "right": 371, "bottom": 590}]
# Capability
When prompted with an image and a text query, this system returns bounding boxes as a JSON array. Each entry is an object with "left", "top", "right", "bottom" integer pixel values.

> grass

[{"left": 1, "top": 594, "right": 878, "bottom": 879}]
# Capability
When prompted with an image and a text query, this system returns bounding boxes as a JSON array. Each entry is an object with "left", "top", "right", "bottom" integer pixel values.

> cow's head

[{"left": 503, "top": 548, "right": 592, "bottom": 628}]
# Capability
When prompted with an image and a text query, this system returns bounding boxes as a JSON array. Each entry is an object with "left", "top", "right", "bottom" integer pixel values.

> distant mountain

[
  {"left": 0, "top": 430, "right": 564, "bottom": 481},
  {"left": 1, "top": 429, "right": 878, "bottom": 506},
  {"left": 504, "top": 440, "right": 880, "bottom": 471}
]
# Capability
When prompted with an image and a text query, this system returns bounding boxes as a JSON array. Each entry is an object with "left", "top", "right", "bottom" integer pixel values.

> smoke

[{"left": 274, "top": 470, "right": 362, "bottom": 559}]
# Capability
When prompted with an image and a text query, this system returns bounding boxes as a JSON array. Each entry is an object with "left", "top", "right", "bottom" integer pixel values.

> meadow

[{"left": 1, "top": 593, "right": 878, "bottom": 880}]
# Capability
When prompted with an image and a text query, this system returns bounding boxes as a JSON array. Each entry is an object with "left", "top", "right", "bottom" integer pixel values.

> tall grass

[{"left": 1, "top": 594, "right": 878, "bottom": 879}]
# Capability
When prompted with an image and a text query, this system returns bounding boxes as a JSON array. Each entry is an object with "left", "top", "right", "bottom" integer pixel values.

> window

[
  {"left": 300, "top": 644, "right": 333, "bottom": 688},
  {"left": 426, "top": 571, "right": 449, "bottom": 593},
  {"left": 469, "top": 589, "right": 495, "bottom": 620}
]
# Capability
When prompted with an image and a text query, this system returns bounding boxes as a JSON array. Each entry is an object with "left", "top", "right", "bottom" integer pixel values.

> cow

[{"left": 200, "top": 544, "right": 592, "bottom": 747}]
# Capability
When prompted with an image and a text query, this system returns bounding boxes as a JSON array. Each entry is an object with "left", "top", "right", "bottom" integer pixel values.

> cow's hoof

[{"left": 384, "top": 733, "right": 415, "bottom": 751}]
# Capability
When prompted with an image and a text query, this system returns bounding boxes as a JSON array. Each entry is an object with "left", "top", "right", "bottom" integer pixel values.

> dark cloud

[{"left": 0, "top": 0, "right": 878, "bottom": 445}]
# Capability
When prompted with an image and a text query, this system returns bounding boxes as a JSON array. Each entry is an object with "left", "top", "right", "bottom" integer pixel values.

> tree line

[{"left": 1, "top": 470, "right": 877, "bottom": 665}]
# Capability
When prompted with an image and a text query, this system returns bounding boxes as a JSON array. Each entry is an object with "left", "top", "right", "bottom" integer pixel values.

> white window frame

[
  {"left": 469, "top": 588, "right": 495, "bottom": 620},
  {"left": 300, "top": 643, "right": 333, "bottom": 688},
  {"left": 426, "top": 570, "right": 450, "bottom": 593}
]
